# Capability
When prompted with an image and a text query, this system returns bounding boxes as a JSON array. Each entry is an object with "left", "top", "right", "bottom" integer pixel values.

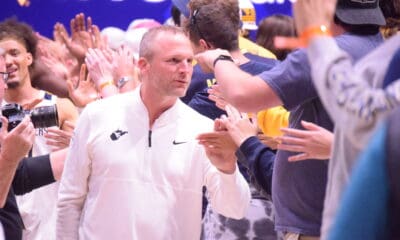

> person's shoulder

[
  {"left": 85, "top": 92, "right": 135, "bottom": 115},
  {"left": 55, "top": 96, "right": 79, "bottom": 124},
  {"left": 241, "top": 57, "right": 278, "bottom": 74},
  {"left": 193, "top": 64, "right": 215, "bottom": 79},
  {"left": 335, "top": 32, "right": 384, "bottom": 54},
  {"left": 239, "top": 36, "right": 276, "bottom": 59}
]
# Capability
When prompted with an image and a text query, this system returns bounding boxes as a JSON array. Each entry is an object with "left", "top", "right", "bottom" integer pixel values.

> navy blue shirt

[
  {"left": 181, "top": 52, "right": 278, "bottom": 105},
  {"left": 188, "top": 59, "right": 277, "bottom": 121},
  {"left": 259, "top": 32, "right": 384, "bottom": 235},
  {"left": 383, "top": 48, "right": 400, "bottom": 88}
]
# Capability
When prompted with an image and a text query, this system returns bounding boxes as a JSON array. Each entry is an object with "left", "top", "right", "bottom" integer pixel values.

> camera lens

[{"left": 30, "top": 105, "right": 59, "bottom": 129}]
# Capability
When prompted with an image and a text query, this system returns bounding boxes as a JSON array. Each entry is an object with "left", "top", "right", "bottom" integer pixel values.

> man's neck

[
  {"left": 140, "top": 85, "right": 176, "bottom": 128},
  {"left": 5, "top": 80, "right": 41, "bottom": 105},
  {"left": 230, "top": 49, "right": 249, "bottom": 66}
]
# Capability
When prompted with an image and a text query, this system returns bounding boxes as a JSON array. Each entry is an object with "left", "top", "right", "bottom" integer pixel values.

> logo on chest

[{"left": 110, "top": 129, "right": 128, "bottom": 141}]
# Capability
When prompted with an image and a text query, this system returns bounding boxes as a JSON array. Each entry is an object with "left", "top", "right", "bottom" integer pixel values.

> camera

[{"left": 1, "top": 103, "right": 59, "bottom": 131}]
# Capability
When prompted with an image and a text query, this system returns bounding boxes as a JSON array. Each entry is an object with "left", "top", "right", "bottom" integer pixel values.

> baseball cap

[
  {"left": 172, "top": 0, "right": 190, "bottom": 18},
  {"left": 336, "top": 0, "right": 386, "bottom": 26}
]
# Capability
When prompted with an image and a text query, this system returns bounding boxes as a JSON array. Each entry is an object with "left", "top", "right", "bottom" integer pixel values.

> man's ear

[
  {"left": 137, "top": 58, "right": 148, "bottom": 72},
  {"left": 199, "top": 39, "right": 211, "bottom": 51},
  {"left": 26, "top": 52, "right": 33, "bottom": 66}
]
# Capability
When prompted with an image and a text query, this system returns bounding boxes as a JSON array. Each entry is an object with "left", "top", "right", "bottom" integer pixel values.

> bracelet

[
  {"left": 98, "top": 81, "right": 114, "bottom": 92},
  {"left": 300, "top": 25, "right": 332, "bottom": 46},
  {"left": 213, "top": 54, "right": 234, "bottom": 68}
]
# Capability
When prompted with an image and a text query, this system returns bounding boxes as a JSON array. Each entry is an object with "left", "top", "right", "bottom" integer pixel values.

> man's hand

[
  {"left": 219, "top": 104, "right": 258, "bottom": 146},
  {"left": 208, "top": 84, "right": 229, "bottom": 110},
  {"left": 276, "top": 120, "right": 333, "bottom": 161},
  {"left": 67, "top": 64, "right": 99, "bottom": 108},
  {"left": 0, "top": 116, "right": 35, "bottom": 164},
  {"left": 197, "top": 130, "right": 237, "bottom": 174},
  {"left": 0, "top": 116, "right": 34, "bottom": 207},
  {"left": 59, "top": 13, "right": 105, "bottom": 65},
  {"left": 44, "top": 123, "right": 74, "bottom": 151},
  {"left": 293, "top": 0, "right": 336, "bottom": 34},
  {"left": 85, "top": 48, "right": 115, "bottom": 89}
]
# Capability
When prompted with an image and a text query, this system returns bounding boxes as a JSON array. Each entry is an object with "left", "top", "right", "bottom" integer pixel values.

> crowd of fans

[{"left": 0, "top": 0, "right": 399, "bottom": 239}]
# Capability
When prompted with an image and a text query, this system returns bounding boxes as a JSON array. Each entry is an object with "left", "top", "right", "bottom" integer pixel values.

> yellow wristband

[
  {"left": 300, "top": 25, "right": 332, "bottom": 46},
  {"left": 98, "top": 81, "right": 114, "bottom": 92}
]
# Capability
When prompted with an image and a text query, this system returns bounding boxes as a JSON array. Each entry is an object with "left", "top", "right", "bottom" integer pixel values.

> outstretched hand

[
  {"left": 85, "top": 48, "right": 115, "bottom": 89},
  {"left": 208, "top": 84, "right": 228, "bottom": 110},
  {"left": 276, "top": 120, "right": 333, "bottom": 161},
  {"left": 197, "top": 119, "right": 237, "bottom": 174},
  {"left": 67, "top": 64, "right": 99, "bottom": 108},
  {"left": 57, "top": 13, "right": 105, "bottom": 65},
  {"left": 219, "top": 104, "right": 258, "bottom": 147}
]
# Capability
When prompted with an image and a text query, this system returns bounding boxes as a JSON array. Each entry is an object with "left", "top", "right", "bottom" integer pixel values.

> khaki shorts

[{"left": 284, "top": 232, "right": 320, "bottom": 240}]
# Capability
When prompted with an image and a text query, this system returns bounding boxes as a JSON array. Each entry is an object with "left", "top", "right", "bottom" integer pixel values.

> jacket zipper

[{"left": 148, "top": 130, "right": 152, "bottom": 147}]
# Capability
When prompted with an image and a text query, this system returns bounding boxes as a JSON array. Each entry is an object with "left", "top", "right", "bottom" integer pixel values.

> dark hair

[
  {"left": 379, "top": 0, "right": 400, "bottom": 20},
  {"left": 256, "top": 14, "right": 296, "bottom": 60},
  {"left": 0, "top": 18, "right": 38, "bottom": 60},
  {"left": 334, "top": 16, "right": 380, "bottom": 35},
  {"left": 379, "top": 0, "right": 400, "bottom": 38},
  {"left": 185, "top": 1, "right": 240, "bottom": 51},
  {"left": 171, "top": 5, "right": 182, "bottom": 27}
]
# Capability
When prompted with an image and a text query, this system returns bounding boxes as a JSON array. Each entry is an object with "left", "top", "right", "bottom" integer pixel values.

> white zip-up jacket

[{"left": 56, "top": 87, "right": 250, "bottom": 240}]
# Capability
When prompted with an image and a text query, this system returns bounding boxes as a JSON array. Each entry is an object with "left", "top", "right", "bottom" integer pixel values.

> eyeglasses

[
  {"left": 0, "top": 72, "right": 9, "bottom": 82},
  {"left": 190, "top": 9, "right": 211, "bottom": 47}
]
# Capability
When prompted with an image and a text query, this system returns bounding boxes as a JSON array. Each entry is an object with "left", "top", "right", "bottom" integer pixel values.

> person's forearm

[
  {"left": 214, "top": 61, "right": 281, "bottom": 112},
  {"left": 206, "top": 165, "right": 250, "bottom": 220},
  {"left": 0, "top": 155, "right": 19, "bottom": 207},
  {"left": 238, "top": 136, "right": 275, "bottom": 195},
  {"left": 12, "top": 155, "right": 56, "bottom": 195}
]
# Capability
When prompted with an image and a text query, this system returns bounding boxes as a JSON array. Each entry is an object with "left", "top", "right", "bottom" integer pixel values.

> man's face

[
  {"left": 0, "top": 38, "right": 32, "bottom": 89},
  {"left": 0, "top": 55, "right": 5, "bottom": 103},
  {"left": 141, "top": 32, "right": 194, "bottom": 98}
]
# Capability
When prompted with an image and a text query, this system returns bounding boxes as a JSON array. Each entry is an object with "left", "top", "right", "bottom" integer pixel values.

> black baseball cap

[{"left": 336, "top": 0, "right": 386, "bottom": 26}]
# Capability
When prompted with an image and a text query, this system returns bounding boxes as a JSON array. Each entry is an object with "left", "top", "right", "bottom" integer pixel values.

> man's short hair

[
  {"left": 139, "top": 25, "right": 187, "bottom": 61},
  {"left": 186, "top": 1, "right": 240, "bottom": 51}
]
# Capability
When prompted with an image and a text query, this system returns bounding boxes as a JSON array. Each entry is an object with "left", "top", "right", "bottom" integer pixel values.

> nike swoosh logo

[{"left": 173, "top": 140, "right": 187, "bottom": 145}]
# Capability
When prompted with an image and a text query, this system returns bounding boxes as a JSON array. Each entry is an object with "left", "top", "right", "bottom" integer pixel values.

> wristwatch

[
  {"left": 117, "top": 76, "right": 133, "bottom": 89},
  {"left": 213, "top": 54, "right": 234, "bottom": 67}
]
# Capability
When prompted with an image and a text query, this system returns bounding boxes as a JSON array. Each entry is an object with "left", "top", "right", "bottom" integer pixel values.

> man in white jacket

[{"left": 56, "top": 26, "right": 250, "bottom": 240}]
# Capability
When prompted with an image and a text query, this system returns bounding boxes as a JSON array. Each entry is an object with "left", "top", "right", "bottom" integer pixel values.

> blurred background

[{"left": 1, "top": 0, "right": 292, "bottom": 39}]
